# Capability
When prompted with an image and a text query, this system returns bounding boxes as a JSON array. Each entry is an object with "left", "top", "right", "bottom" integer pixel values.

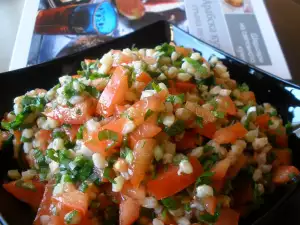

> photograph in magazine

[{"left": 27, "top": 0, "right": 188, "bottom": 66}]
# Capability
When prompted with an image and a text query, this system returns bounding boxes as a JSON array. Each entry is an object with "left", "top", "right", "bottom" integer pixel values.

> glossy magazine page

[{"left": 14, "top": 0, "right": 290, "bottom": 79}]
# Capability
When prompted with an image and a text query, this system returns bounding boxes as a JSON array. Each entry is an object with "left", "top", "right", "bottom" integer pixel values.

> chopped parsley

[
  {"left": 198, "top": 204, "right": 221, "bottom": 224},
  {"left": 76, "top": 125, "right": 85, "bottom": 140},
  {"left": 161, "top": 197, "right": 178, "bottom": 210},
  {"left": 98, "top": 130, "right": 119, "bottom": 142},
  {"left": 212, "top": 111, "right": 225, "bottom": 119},
  {"left": 155, "top": 43, "right": 175, "bottom": 57},
  {"left": 184, "top": 57, "right": 208, "bottom": 77},
  {"left": 166, "top": 93, "right": 185, "bottom": 104},
  {"left": 196, "top": 116, "right": 204, "bottom": 128},
  {"left": 238, "top": 83, "right": 250, "bottom": 92},
  {"left": 144, "top": 109, "right": 154, "bottom": 120},
  {"left": 152, "top": 82, "right": 162, "bottom": 92},
  {"left": 196, "top": 171, "right": 215, "bottom": 186},
  {"left": 164, "top": 120, "right": 185, "bottom": 136},
  {"left": 103, "top": 167, "right": 116, "bottom": 184}
]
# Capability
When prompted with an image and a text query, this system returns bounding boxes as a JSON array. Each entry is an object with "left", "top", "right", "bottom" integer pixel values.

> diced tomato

[
  {"left": 255, "top": 114, "right": 270, "bottom": 130},
  {"left": 175, "top": 82, "right": 197, "bottom": 93},
  {"left": 96, "top": 66, "right": 129, "bottom": 117},
  {"left": 272, "top": 166, "right": 300, "bottom": 184},
  {"left": 215, "top": 208, "right": 240, "bottom": 225},
  {"left": 211, "top": 158, "right": 231, "bottom": 182},
  {"left": 272, "top": 149, "right": 292, "bottom": 167},
  {"left": 217, "top": 96, "right": 236, "bottom": 116},
  {"left": 121, "top": 181, "right": 146, "bottom": 204},
  {"left": 147, "top": 157, "right": 203, "bottom": 200},
  {"left": 239, "top": 91, "right": 256, "bottom": 104},
  {"left": 131, "top": 139, "right": 157, "bottom": 188},
  {"left": 175, "top": 46, "right": 192, "bottom": 57},
  {"left": 72, "top": 74, "right": 82, "bottom": 79},
  {"left": 13, "top": 130, "right": 21, "bottom": 145},
  {"left": 195, "top": 106, "right": 216, "bottom": 124},
  {"left": 227, "top": 154, "right": 247, "bottom": 179},
  {"left": 115, "top": 105, "right": 128, "bottom": 115},
  {"left": 84, "top": 117, "right": 127, "bottom": 156},
  {"left": 194, "top": 122, "right": 217, "bottom": 139},
  {"left": 202, "top": 196, "right": 217, "bottom": 215},
  {"left": 176, "top": 131, "right": 197, "bottom": 151},
  {"left": 119, "top": 197, "right": 140, "bottom": 225},
  {"left": 129, "top": 123, "right": 161, "bottom": 149},
  {"left": 45, "top": 97, "right": 96, "bottom": 125},
  {"left": 52, "top": 190, "right": 88, "bottom": 215},
  {"left": 35, "top": 129, "right": 52, "bottom": 151},
  {"left": 3, "top": 180, "right": 45, "bottom": 210},
  {"left": 63, "top": 125, "right": 80, "bottom": 141},
  {"left": 136, "top": 71, "right": 152, "bottom": 86},
  {"left": 213, "top": 122, "right": 247, "bottom": 144},
  {"left": 268, "top": 126, "right": 288, "bottom": 148},
  {"left": 168, "top": 80, "right": 178, "bottom": 95},
  {"left": 34, "top": 184, "right": 53, "bottom": 225}
]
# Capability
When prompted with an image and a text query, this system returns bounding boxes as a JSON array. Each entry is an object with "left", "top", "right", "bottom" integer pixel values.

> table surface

[{"left": 265, "top": 0, "right": 300, "bottom": 85}]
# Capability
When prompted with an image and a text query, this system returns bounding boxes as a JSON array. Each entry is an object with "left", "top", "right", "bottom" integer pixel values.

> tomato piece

[
  {"left": 3, "top": 180, "right": 45, "bottom": 210},
  {"left": 272, "top": 166, "right": 300, "bottom": 184},
  {"left": 255, "top": 114, "right": 270, "bottom": 130},
  {"left": 136, "top": 71, "right": 152, "bottom": 86},
  {"left": 168, "top": 80, "right": 178, "bottom": 95},
  {"left": 52, "top": 190, "right": 88, "bottom": 215},
  {"left": 202, "top": 196, "right": 217, "bottom": 215},
  {"left": 119, "top": 197, "right": 140, "bottom": 225},
  {"left": 121, "top": 181, "right": 146, "bottom": 204},
  {"left": 211, "top": 158, "right": 231, "bottom": 181},
  {"left": 176, "top": 131, "right": 197, "bottom": 151},
  {"left": 84, "top": 117, "right": 127, "bottom": 156},
  {"left": 217, "top": 96, "right": 236, "bottom": 116},
  {"left": 213, "top": 122, "right": 247, "bottom": 144},
  {"left": 239, "top": 91, "right": 256, "bottom": 104},
  {"left": 227, "top": 154, "right": 247, "bottom": 179},
  {"left": 63, "top": 125, "right": 80, "bottom": 142},
  {"left": 45, "top": 98, "right": 96, "bottom": 125},
  {"left": 34, "top": 184, "right": 54, "bottom": 225},
  {"left": 131, "top": 139, "right": 157, "bottom": 188},
  {"left": 194, "top": 122, "right": 217, "bottom": 139},
  {"left": 175, "top": 46, "right": 192, "bottom": 57},
  {"left": 96, "top": 66, "right": 129, "bottom": 117},
  {"left": 13, "top": 130, "right": 21, "bottom": 145},
  {"left": 175, "top": 82, "right": 197, "bottom": 93},
  {"left": 129, "top": 123, "right": 161, "bottom": 149},
  {"left": 195, "top": 106, "right": 216, "bottom": 124},
  {"left": 147, "top": 157, "right": 203, "bottom": 200},
  {"left": 115, "top": 0, "right": 145, "bottom": 20},
  {"left": 215, "top": 208, "right": 240, "bottom": 225},
  {"left": 272, "top": 149, "right": 292, "bottom": 167}
]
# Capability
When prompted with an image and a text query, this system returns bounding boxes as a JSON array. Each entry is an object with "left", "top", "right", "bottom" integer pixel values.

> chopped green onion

[
  {"left": 195, "top": 171, "right": 215, "bottom": 186},
  {"left": 144, "top": 109, "right": 154, "bottom": 120},
  {"left": 161, "top": 197, "right": 178, "bottom": 210}
]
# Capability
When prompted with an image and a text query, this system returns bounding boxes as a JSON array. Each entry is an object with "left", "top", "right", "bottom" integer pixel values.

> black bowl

[{"left": 0, "top": 21, "right": 299, "bottom": 225}]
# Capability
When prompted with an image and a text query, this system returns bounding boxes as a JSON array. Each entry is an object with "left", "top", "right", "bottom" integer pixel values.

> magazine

[{"left": 10, "top": 0, "right": 291, "bottom": 79}]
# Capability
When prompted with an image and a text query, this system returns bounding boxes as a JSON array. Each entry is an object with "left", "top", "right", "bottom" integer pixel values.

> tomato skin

[
  {"left": 131, "top": 139, "right": 157, "bottom": 188},
  {"left": 119, "top": 197, "right": 140, "bottom": 225},
  {"left": 227, "top": 154, "right": 247, "bottom": 179},
  {"left": 213, "top": 122, "right": 247, "bottom": 144},
  {"left": 3, "top": 180, "right": 45, "bottom": 210},
  {"left": 215, "top": 208, "right": 240, "bottom": 225},
  {"left": 45, "top": 98, "right": 96, "bottom": 125},
  {"left": 63, "top": 124, "right": 80, "bottom": 141},
  {"left": 175, "top": 82, "right": 197, "bottom": 93},
  {"left": 256, "top": 114, "right": 270, "bottom": 130},
  {"left": 272, "top": 149, "right": 292, "bottom": 167},
  {"left": 217, "top": 96, "right": 236, "bottom": 116},
  {"left": 194, "top": 122, "right": 217, "bottom": 139},
  {"left": 272, "top": 166, "right": 300, "bottom": 184},
  {"left": 211, "top": 158, "right": 231, "bottom": 181},
  {"left": 147, "top": 157, "right": 203, "bottom": 200},
  {"left": 202, "top": 196, "right": 217, "bottom": 215},
  {"left": 136, "top": 71, "right": 152, "bottom": 86},
  {"left": 35, "top": 129, "right": 52, "bottom": 151},
  {"left": 34, "top": 184, "right": 54, "bottom": 225},
  {"left": 239, "top": 91, "right": 256, "bottom": 104},
  {"left": 175, "top": 46, "right": 192, "bottom": 57},
  {"left": 96, "top": 66, "right": 129, "bottom": 117},
  {"left": 128, "top": 123, "right": 161, "bottom": 149},
  {"left": 121, "top": 181, "right": 146, "bottom": 204},
  {"left": 176, "top": 131, "right": 198, "bottom": 151}
]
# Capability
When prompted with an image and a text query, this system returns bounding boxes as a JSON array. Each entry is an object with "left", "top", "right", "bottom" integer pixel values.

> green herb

[
  {"left": 121, "top": 147, "right": 133, "bottom": 164},
  {"left": 164, "top": 120, "right": 185, "bottom": 136},
  {"left": 64, "top": 210, "right": 79, "bottom": 224},
  {"left": 89, "top": 73, "right": 109, "bottom": 80},
  {"left": 33, "top": 149, "right": 47, "bottom": 167},
  {"left": 98, "top": 130, "right": 119, "bottom": 141},
  {"left": 196, "top": 116, "right": 203, "bottom": 128},
  {"left": 212, "top": 111, "right": 225, "bottom": 119},
  {"left": 269, "top": 110, "right": 277, "bottom": 116},
  {"left": 203, "top": 145, "right": 215, "bottom": 153},
  {"left": 76, "top": 125, "right": 84, "bottom": 140},
  {"left": 47, "top": 149, "right": 59, "bottom": 162},
  {"left": 173, "top": 60, "right": 183, "bottom": 67},
  {"left": 268, "top": 120, "right": 274, "bottom": 126},
  {"left": 66, "top": 101, "right": 74, "bottom": 108},
  {"left": 196, "top": 171, "right": 215, "bottom": 186},
  {"left": 166, "top": 94, "right": 185, "bottom": 104},
  {"left": 199, "top": 205, "right": 221, "bottom": 224},
  {"left": 15, "top": 180, "right": 37, "bottom": 191},
  {"left": 241, "top": 105, "right": 251, "bottom": 113},
  {"left": 77, "top": 161, "right": 93, "bottom": 182},
  {"left": 103, "top": 167, "right": 116, "bottom": 184},
  {"left": 267, "top": 151, "right": 277, "bottom": 164},
  {"left": 184, "top": 203, "right": 191, "bottom": 212},
  {"left": 79, "top": 182, "right": 89, "bottom": 192},
  {"left": 1, "top": 121, "right": 10, "bottom": 130},
  {"left": 76, "top": 109, "right": 82, "bottom": 115},
  {"left": 144, "top": 109, "right": 154, "bottom": 120},
  {"left": 152, "top": 82, "right": 162, "bottom": 92},
  {"left": 184, "top": 57, "right": 208, "bottom": 77},
  {"left": 285, "top": 122, "right": 292, "bottom": 135},
  {"left": 209, "top": 98, "right": 218, "bottom": 110},
  {"left": 200, "top": 153, "right": 220, "bottom": 171},
  {"left": 53, "top": 131, "right": 66, "bottom": 139},
  {"left": 155, "top": 43, "right": 175, "bottom": 57},
  {"left": 161, "top": 197, "right": 178, "bottom": 210},
  {"left": 161, "top": 208, "right": 168, "bottom": 219},
  {"left": 21, "top": 136, "right": 32, "bottom": 142},
  {"left": 197, "top": 76, "right": 216, "bottom": 86},
  {"left": 64, "top": 82, "right": 77, "bottom": 99},
  {"left": 238, "top": 83, "right": 250, "bottom": 92},
  {"left": 85, "top": 86, "right": 99, "bottom": 98}
]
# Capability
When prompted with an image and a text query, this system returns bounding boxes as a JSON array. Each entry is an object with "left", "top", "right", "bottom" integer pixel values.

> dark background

[
  {"left": 263, "top": 0, "right": 300, "bottom": 223},
  {"left": 266, "top": 0, "right": 300, "bottom": 85}
]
